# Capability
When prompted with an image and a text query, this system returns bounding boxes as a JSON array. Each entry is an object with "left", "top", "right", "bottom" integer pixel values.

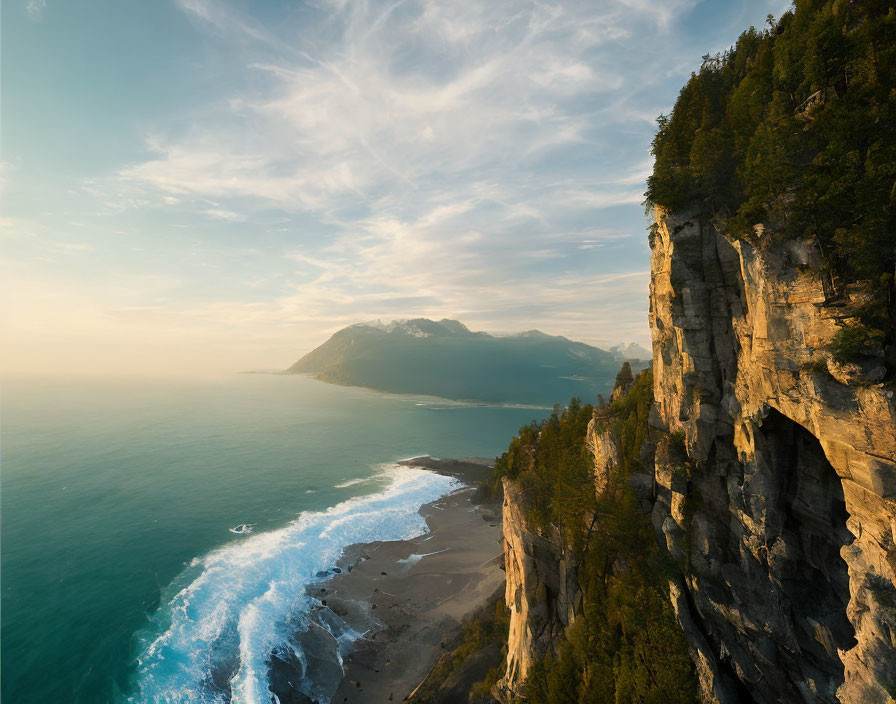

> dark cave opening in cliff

[{"left": 757, "top": 408, "right": 856, "bottom": 697}]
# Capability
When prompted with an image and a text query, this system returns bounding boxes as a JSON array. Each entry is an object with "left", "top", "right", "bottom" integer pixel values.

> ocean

[{"left": 1, "top": 373, "right": 551, "bottom": 704}]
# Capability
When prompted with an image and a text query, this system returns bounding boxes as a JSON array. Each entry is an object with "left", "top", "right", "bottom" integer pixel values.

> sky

[{"left": 1, "top": 0, "right": 791, "bottom": 376}]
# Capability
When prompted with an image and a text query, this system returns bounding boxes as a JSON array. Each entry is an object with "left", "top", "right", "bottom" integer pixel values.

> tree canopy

[
  {"left": 646, "top": 0, "right": 895, "bottom": 293},
  {"left": 490, "top": 373, "right": 700, "bottom": 703}
]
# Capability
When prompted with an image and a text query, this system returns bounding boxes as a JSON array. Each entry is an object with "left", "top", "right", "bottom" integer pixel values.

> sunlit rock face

[
  {"left": 649, "top": 206, "right": 896, "bottom": 704},
  {"left": 493, "top": 479, "right": 580, "bottom": 702},
  {"left": 585, "top": 417, "right": 618, "bottom": 499}
]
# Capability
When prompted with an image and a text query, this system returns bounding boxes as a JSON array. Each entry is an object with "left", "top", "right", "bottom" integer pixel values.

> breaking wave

[{"left": 127, "top": 466, "right": 459, "bottom": 703}]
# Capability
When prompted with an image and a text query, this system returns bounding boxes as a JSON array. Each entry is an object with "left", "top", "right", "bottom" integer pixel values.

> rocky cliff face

[
  {"left": 488, "top": 206, "right": 895, "bottom": 703},
  {"left": 585, "top": 418, "right": 618, "bottom": 498},
  {"left": 649, "top": 206, "right": 896, "bottom": 703},
  {"left": 494, "top": 479, "right": 581, "bottom": 700}
]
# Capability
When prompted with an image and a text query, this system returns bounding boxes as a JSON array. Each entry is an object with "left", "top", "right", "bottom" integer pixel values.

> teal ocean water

[{"left": 1, "top": 374, "right": 551, "bottom": 703}]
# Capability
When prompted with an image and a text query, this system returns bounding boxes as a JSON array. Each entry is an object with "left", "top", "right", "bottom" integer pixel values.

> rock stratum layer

[{"left": 648, "top": 207, "right": 896, "bottom": 703}]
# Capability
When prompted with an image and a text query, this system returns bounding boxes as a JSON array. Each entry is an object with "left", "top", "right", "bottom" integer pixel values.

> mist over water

[{"left": 2, "top": 374, "right": 551, "bottom": 703}]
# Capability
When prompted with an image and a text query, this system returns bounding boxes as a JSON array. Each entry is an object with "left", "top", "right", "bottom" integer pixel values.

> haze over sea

[{"left": 1, "top": 373, "right": 551, "bottom": 704}]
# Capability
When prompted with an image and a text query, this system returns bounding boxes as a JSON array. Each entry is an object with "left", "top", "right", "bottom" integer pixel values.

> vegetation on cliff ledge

[
  {"left": 489, "top": 396, "right": 596, "bottom": 543},
  {"left": 646, "top": 0, "right": 895, "bottom": 363},
  {"left": 492, "top": 371, "right": 699, "bottom": 703}
]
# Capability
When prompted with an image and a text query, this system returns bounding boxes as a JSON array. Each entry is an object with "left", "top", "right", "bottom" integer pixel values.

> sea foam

[{"left": 127, "top": 466, "right": 460, "bottom": 704}]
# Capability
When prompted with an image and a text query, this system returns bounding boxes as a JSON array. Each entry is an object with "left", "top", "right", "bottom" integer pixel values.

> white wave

[
  {"left": 332, "top": 477, "right": 370, "bottom": 489},
  {"left": 333, "top": 462, "right": 404, "bottom": 489},
  {"left": 127, "top": 467, "right": 459, "bottom": 704},
  {"left": 229, "top": 523, "right": 255, "bottom": 535}
]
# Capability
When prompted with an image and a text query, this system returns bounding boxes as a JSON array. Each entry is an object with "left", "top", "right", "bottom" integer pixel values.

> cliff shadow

[{"left": 757, "top": 408, "right": 857, "bottom": 702}]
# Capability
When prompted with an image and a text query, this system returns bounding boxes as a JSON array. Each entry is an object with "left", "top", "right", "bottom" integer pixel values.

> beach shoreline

[{"left": 270, "top": 457, "right": 504, "bottom": 703}]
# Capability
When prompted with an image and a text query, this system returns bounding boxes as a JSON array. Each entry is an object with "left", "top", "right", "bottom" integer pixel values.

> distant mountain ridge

[
  {"left": 287, "top": 318, "right": 639, "bottom": 405},
  {"left": 359, "top": 318, "right": 482, "bottom": 337},
  {"left": 609, "top": 342, "right": 651, "bottom": 362}
]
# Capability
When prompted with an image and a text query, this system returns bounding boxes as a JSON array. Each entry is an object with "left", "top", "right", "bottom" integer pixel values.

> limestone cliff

[
  {"left": 495, "top": 479, "right": 580, "bottom": 700},
  {"left": 649, "top": 206, "right": 896, "bottom": 703}
]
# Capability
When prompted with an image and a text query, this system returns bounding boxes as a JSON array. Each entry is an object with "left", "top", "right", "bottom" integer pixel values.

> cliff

[
  {"left": 483, "top": 1, "right": 896, "bottom": 694},
  {"left": 648, "top": 206, "right": 896, "bottom": 703},
  {"left": 495, "top": 479, "right": 580, "bottom": 700},
  {"left": 486, "top": 207, "right": 895, "bottom": 703},
  {"left": 490, "top": 369, "right": 698, "bottom": 703}
]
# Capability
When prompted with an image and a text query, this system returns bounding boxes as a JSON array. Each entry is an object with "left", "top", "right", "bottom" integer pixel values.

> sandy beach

[{"left": 270, "top": 458, "right": 504, "bottom": 703}]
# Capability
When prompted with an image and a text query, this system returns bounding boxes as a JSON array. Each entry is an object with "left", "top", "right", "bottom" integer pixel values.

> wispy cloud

[
  {"left": 25, "top": 0, "right": 47, "bottom": 21},
  {"left": 202, "top": 208, "right": 245, "bottom": 222},
  {"left": 0, "top": 161, "right": 11, "bottom": 196},
  {"left": 119, "top": 0, "right": 675, "bottom": 218},
  {"left": 4, "top": 0, "right": 790, "bottom": 373},
  {"left": 108, "top": 0, "right": 682, "bottom": 360}
]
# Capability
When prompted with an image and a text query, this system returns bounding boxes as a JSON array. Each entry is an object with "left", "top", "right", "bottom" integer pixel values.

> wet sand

[{"left": 289, "top": 458, "right": 504, "bottom": 703}]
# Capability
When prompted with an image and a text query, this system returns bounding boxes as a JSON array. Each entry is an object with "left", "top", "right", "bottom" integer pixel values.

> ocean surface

[{"left": 1, "top": 373, "right": 551, "bottom": 704}]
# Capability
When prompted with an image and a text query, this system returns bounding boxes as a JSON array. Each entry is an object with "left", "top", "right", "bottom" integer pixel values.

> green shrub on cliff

[
  {"left": 526, "top": 583, "right": 697, "bottom": 704},
  {"left": 827, "top": 295, "right": 890, "bottom": 363}
]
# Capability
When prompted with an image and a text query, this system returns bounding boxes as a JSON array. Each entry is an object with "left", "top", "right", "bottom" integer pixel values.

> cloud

[
  {"left": 119, "top": 0, "right": 669, "bottom": 215},
  {"left": 203, "top": 208, "right": 245, "bottom": 222},
  {"left": 0, "top": 161, "right": 11, "bottom": 196},
  {"left": 96, "top": 0, "right": 697, "bottom": 367},
  {"left": 616, "top": 0, "right": 698, "bottom": 28},
  {"left": 15, "top": 1, "right": 790, "bottom": 375},
  {"left": 25, "top": 0, "right": 46, "bottom": 20}
]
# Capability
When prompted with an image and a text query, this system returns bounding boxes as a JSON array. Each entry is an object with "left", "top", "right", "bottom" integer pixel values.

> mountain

[
  {"left": 286, "top": 318, "right": 632, "bottom": 405},
  {"left": 609, "top": 341, "right": 651, "bottom": 362}
]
